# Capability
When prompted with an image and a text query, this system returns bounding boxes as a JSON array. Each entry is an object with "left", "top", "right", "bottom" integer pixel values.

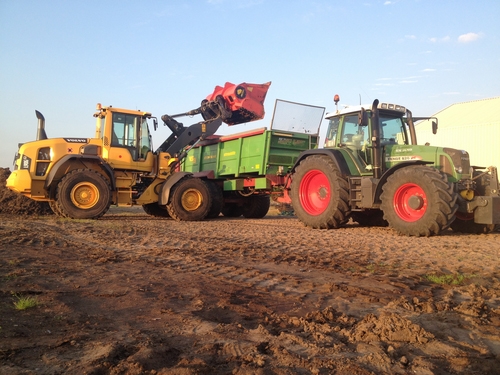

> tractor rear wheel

[
  {"left": 167, "top": 176, "right": 211, "bottom": 221},
  {"left": 242, "top": 195, "right": 270, "bottom": 218},
  {"left": 290, "top": 155, "right": 350, "bottom": 229},
  {"left": 380, "top": 166, "right": 458, "bottom": 236},
  {"left": 56, "top": 169, "right": 111, "bottom": 219}
]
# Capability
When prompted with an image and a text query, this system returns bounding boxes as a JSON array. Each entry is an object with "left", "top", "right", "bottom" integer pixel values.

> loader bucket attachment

[{"left": 206, "top": 81, "right": 271, "bottom": 125}]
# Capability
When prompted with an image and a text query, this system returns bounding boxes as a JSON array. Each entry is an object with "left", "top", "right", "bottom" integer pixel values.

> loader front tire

[
  {"left": 167, "top": 176, "right": 211, "bottom": 221},
  {"left": 290, "top": 155, "right": 350, "bottom": 229},
  {"left": 380, "top": 166, "right": 458, "bottom": 237},
  {"left": 56, "top": 169, "right": 111, "bottom": 219}
]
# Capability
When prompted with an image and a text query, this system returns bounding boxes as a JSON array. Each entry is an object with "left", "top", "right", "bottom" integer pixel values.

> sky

[{"left": 1, "top": 0, "right": 499, "bottom": 168}]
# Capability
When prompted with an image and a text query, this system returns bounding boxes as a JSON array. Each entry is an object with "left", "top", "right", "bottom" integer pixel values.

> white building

[{"left": 415, "top": 97, "right": 500, "bottom": 169}]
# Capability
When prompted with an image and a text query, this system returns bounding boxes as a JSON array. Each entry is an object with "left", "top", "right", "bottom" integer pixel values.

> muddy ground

[{"left": 1, "top": 168, "right": 500, "bottom": 374}]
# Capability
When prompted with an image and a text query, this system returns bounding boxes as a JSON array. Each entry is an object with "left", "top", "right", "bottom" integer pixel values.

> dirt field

[
  {"left": 1, "top": 167, "right": 500, "bottom": 374},
  {"left": 1, "top": 211, "right": 500, "bottom": 375}
]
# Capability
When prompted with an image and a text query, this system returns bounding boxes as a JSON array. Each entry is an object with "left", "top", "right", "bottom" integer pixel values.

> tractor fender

[
  {"left": 158, "top": 172, "right": 193, "bottom": 206},
  {"left": 44, "top": 155, "right": 115, "bottom": 196},
  {"left": 291, "top": 149, "right": 351, "bottom": 177},
  {"left": 373, "top": 160, "right": 434, "bottom": 204}
]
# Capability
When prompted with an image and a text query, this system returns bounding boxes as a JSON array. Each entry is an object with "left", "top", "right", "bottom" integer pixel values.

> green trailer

[{"left": 181, "top": 99, "right": 325, "bottom": 218}]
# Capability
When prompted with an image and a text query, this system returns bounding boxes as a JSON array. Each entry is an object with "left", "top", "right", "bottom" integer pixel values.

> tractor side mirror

[
  {"left": 432, "top": 120, "right": 438, "bottom": 135},
  {"left": 358, "top": 108, "right": 369, "bottom": 126}
]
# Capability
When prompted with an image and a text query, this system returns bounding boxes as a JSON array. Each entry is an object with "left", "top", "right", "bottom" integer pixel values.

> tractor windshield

[{"left": 379, "top": 115, "right": 408, "bottom": 145}]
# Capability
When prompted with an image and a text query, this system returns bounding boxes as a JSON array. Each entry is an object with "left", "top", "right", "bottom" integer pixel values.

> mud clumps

[{"left": 0, "top": 167, "right": 53, "bottom": 215}]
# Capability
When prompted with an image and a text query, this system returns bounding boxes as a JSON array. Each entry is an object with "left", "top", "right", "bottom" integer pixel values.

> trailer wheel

[
  {"left": 167, "top": 176, "right": 211, "bottom": 221},
  {"left": 290, "top": 155, "right": 350, "bottom": 229},
  {"left": 221, "top": 203, "right": 243, "bottom": 217},
  {"left": 242, "top": 195, "right": 270, "bottom": 218},
  {"left": 380, "top": 166, "right": 458, "bottom": 236},
  {"left": 205, "top": 180, "right": 224, "bottom": 218},
  {"left": 56, "top": 169, "right": 111, "bottom": 219},
  {"left": 142, "top": 203, "right": 171, "bottom": 218}
]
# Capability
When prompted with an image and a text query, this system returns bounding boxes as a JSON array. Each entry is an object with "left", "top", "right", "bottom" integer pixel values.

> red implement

[{"left": 206, "top": 81, "right": 271, "bottom": 125}]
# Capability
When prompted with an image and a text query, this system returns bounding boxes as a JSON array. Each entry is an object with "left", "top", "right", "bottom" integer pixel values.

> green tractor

[{"left": 290, "top": 97, "right": 500, "bottom": 236}]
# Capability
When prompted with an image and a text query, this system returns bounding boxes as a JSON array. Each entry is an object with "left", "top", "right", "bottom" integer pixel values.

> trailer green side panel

[{"left": 182, "top": 128, "right": 318, "bottom": 179}]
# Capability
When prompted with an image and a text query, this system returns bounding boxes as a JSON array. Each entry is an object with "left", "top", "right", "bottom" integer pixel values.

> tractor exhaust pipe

[
  {"left": 36, "top": 110, "right": 48, "bottom": 140},
  {"left": 371, "top": 99, "right": 382, "bottom": 179}
]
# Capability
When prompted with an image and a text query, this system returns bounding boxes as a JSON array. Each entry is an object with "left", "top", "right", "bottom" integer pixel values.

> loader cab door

[{"left": 108, "top": 113, "right": 154, "bottom": 170}]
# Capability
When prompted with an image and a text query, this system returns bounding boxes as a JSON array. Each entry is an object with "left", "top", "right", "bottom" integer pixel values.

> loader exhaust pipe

[{"left": 36, "top": 110, "right": 48, "bottom": 140}]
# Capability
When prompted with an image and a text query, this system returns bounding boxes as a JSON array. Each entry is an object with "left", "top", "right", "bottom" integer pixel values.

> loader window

[
  {"left": 139, "top": 118, "right": 152, "bottom": 159},
  {"left": 111, "top": 113, "right": 141, "bottom": 160}
]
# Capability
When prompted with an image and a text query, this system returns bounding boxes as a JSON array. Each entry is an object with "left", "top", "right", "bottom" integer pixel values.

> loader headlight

[{"left": 21, "top": 155, "right": 31, "bottom": 170}]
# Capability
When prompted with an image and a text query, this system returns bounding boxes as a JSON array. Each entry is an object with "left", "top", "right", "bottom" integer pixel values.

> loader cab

[{"left": 95, "top": 105, "right": 156, "bottom": 171}]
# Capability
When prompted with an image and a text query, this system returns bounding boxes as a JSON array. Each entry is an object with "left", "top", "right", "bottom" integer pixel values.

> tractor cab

[{"left": 323, "top": 102, "right": 411, "bottom": 172}]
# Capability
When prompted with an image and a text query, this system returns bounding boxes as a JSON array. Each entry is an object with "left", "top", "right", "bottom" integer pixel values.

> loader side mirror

[
  {"left": 358, "top": 108, "right": 369, "bottom": 126},
  {"left": 432, "top": 120, "right": 438, "bottom": 134},
  {"left": 153, "top": 118, "right": 158, "bottom": 131}
]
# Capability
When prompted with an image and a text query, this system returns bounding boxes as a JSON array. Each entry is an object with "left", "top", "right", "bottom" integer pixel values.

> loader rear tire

[
  {"left": 56, "top": 169, "right": 111, "bottom": 219},
  {"left": 380, "top": 166, "right": 458, "bottom": 237},
  {"left": 242, "top": 195, "right": 270, "bottom": 218},
  {"left": 290, "top": 155, "right": 350, "bottom": 229},
  {"left": 167, "top": 176, "right": 211, "bottom": 221}
]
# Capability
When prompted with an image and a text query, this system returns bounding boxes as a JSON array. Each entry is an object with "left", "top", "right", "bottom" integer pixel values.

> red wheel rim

[
  {"left": 393, "top": 183, "right": 427, "bottom": 222},
  {"left": 299, "top": 169, "right": 330, "bottom": 215}
]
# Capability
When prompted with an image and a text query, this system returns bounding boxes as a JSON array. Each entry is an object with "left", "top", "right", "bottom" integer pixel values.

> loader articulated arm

[{"left": 156, "top": 81, "right": 271, "bottom": 156}]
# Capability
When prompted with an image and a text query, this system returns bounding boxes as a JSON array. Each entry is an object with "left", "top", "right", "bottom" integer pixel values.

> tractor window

[
  {"left": 379, "top": 116, "right": 407, "bottom": 145},
  {"left": 324, "top": 118, "right": 339, "bottom": 148},
  {"left": 341, "top": 115, "right": 368, "bottom": 146}
]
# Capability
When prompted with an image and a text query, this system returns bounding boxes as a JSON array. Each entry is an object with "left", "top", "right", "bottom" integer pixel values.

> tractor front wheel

[
  {"left": 380, "top": 166, "right": 458, "bottom": 236},
  {"left": 56, "top": 169, "right": 111, "bottom": 219},
  {"left": 290, "top": 155, "right": 350, "bottom": 229}
]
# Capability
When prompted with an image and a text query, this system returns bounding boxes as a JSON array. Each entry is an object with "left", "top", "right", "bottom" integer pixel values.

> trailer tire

[
  {"left": 221, "top": 203, "right": 243, "bottom": 217},
  {"left": 56, "top": 169, "right": 111, "bottom": 219},
  {"left": 167, "top": 176, "right": 211, "bottom": 221},
  {"left": 380, "top": 166, "right": 458, "bottom": 237},
  {"left": 205, "top": 180, "right": 224, "bottom": 218},
  {"left": 290, "top": 155, "right": 350, "bottom": 229},
  {"left": 142, "top": 203, "right": 171, "bottom": 218},
  {"left": 242, "top": 195, "right": 270, "bottom": 218}
]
